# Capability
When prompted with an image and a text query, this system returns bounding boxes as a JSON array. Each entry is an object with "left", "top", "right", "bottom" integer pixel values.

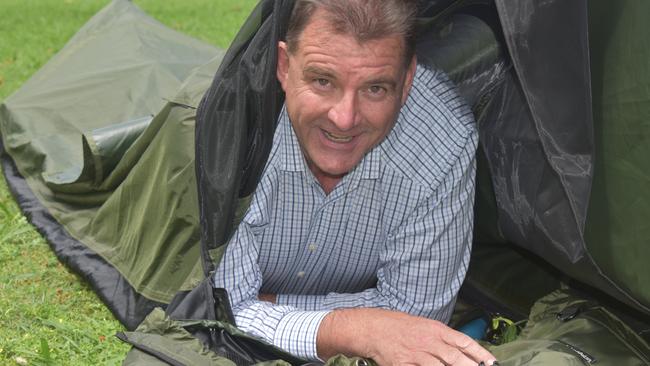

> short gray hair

[{"left": 285, "top": 0, "right": 419, "bottom": 65}]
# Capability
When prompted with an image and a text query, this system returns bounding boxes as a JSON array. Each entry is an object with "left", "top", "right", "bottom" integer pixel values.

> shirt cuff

[{"left": 273, "top": 310, "right": 330, "bottom": 361}]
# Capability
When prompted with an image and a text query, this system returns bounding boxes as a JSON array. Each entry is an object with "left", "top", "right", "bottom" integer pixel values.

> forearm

[
  {"left": 316, "top": 307, "right": 424, "bottom": 360},
  {"left": 316, "top": 308, "right": 375, "bottom": 360},
  {"left": 259, "top": 293, "right": 277, "bottom": 303}
]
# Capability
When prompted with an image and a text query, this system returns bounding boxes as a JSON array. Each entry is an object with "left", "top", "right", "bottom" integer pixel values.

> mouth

[{"left": 323, "top": 130, "right": 354, "bottom": 143}]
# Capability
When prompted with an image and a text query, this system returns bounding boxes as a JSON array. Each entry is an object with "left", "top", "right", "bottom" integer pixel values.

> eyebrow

[
  {"left": 303, "top": 66, "right": 398, "bottom": 90},
  {"left": 365, "top": 77, "right": 397, "bottom": 90},
  {"left": 303, "top": 66, "right": 336, "bottom": 80}
]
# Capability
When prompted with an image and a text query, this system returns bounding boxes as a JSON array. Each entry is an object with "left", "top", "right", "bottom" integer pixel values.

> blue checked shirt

[{"left": 213, "top": 65, "right": 477, "bottom": 361}]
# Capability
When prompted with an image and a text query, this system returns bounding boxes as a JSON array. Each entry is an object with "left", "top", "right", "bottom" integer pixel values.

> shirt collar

[{"left": 278, "top": 107, "right": 308, "bottom": 173}]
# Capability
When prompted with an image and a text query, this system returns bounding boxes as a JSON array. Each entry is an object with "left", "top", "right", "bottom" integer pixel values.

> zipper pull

[{"left": 556, "top": 303, "right": 583, "bottom": 322}]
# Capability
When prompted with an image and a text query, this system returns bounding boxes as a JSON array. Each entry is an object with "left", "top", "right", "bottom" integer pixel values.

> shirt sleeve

[
  {"left": 213, "top": 214, "right": 330, "bottom": 361},
  {"left": 278, "top": 127, "right": 477, "bottom": 322}
]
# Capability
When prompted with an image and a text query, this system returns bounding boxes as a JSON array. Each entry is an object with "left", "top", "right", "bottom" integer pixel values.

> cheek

[
  {"left": 285, "top": 93, "right": 327, "bottom": 140},
  {"left": 362, "top": 102, "right": 401, "bottom": 133},
  {"left": 289, "top": 91, "right": 330, "bottom": 119}
]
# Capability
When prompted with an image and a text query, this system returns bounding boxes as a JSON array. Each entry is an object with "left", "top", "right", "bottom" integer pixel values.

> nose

[{"left": 327, "top": 90, "right": 359, "bottom": 131}]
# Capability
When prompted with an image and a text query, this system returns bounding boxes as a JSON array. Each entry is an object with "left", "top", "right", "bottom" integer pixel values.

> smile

[{"left": 323, "top": 130, "right": 353, "bottom": 143}]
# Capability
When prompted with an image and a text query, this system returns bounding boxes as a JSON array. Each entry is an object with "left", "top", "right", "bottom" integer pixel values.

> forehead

[
  {"left": 293, "top": 12, "right": 406, "bottom": 73},
  {"left": 295, "top": 9, "right": 405, "bottom": 57}
]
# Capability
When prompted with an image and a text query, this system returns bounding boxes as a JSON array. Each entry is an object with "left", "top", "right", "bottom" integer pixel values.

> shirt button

[
  {"left": 308, "top": 243, "right": 317, "bottom": 252},
  {"left": 297, "top": 271, "right": 305, "bottom": 278}
]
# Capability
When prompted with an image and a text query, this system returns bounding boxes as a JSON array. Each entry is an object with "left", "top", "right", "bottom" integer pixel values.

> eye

[
  {"left": 366, "top": 85, "right": 387, "bottom": 98},
  {"left": 314, "top": 78, "right": 331, "bottom": 88}
]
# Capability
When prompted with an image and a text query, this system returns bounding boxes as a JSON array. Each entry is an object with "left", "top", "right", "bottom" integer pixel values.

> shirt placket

[{"left": 296, "top": 179, "right": 350, "bottom": 292}]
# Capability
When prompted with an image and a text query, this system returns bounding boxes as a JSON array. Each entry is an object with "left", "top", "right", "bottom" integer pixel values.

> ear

[
  {"left": 400, "top": 55, "right": 417, "bottom": 105},
  {"left": 277, "top": 41, "right": 290, "bottom": 92}
]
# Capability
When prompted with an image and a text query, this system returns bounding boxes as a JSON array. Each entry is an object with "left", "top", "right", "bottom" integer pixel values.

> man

[{"left": 214, "top": 0, "right": 497, "bottom": 365}]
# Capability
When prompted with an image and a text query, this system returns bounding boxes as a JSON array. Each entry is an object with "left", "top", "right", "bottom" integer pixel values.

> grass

[{"left": 0, "top": 0, "right": 258, "bottom": 364}]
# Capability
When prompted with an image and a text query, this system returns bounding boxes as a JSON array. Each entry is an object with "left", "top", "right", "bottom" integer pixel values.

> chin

[
  {"left": 311, "top": 151, "right": 362, "bottom": 177},
  {"left": 321, "top": 163, "right": 357, "bottom": 177}
]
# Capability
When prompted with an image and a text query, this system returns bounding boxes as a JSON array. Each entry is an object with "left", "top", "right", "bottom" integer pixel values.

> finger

[
  {"left": 459, "top": 340, "right": 497, "bottom": 364},
  {"left": 407, "top": 352, "right": 445, "bottom": 366},
  {"left": 427, "top": 342, "right": 480, "bottom": 366},
  {"left": 441, "top": 329, "right": 496, "bottom": 364}
]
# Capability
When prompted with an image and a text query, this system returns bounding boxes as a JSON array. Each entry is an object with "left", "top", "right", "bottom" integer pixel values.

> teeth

[{"left": 324, "top": 130, "right": 353, "bottom": 142}]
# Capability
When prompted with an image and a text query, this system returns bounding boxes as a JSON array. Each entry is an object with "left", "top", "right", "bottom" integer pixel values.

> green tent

[
  {"left": 0, "top": 0, "right": 224, "bottom": 328},
  {"left": 2, "top": 0, "right": 650, "bottom": 364}
]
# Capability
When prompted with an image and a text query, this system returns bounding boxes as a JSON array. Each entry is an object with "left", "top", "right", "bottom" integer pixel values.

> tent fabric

[
  {"left": 493, "top": 0, "right": 594, "bottom": 263},
  {"left": 585, "top": 0, "right": 650, "bottom": 314},
  {"left": 195, "top": 0, "right": 293, "bottom": 275},
  {"left": 2, "top": 0, "right": 650, "bottom": 334},
  {"left": 488, "top": 289, "right": 650, "bottom": 365},
  {"left": 0, "top": 0, "right": 225, "bottom": 328}
]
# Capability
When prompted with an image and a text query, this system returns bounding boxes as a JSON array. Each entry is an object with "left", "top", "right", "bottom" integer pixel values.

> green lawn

[{"left": 0, "top": 0, "right": 257, "bottom": 364}]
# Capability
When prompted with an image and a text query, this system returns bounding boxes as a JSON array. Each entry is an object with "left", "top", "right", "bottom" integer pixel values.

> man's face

[{"left": 277, "top": 11, "right": 416, "bottom": 186}]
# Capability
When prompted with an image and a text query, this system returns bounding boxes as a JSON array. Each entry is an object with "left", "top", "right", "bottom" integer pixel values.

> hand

[
  {"left": 258, "top": 293, "right": 277, "bottom": 303},
  {"left": 317, "top": 308, "right": 496, "bottom": 366}
]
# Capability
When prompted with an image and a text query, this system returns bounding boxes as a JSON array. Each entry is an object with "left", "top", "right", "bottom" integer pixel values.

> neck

[
  {"left": 306, "top": 159, "right": 347, "bottom": 195},
  {"left": 316, "top": 174, "right": 343, "bottom": 195}
]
